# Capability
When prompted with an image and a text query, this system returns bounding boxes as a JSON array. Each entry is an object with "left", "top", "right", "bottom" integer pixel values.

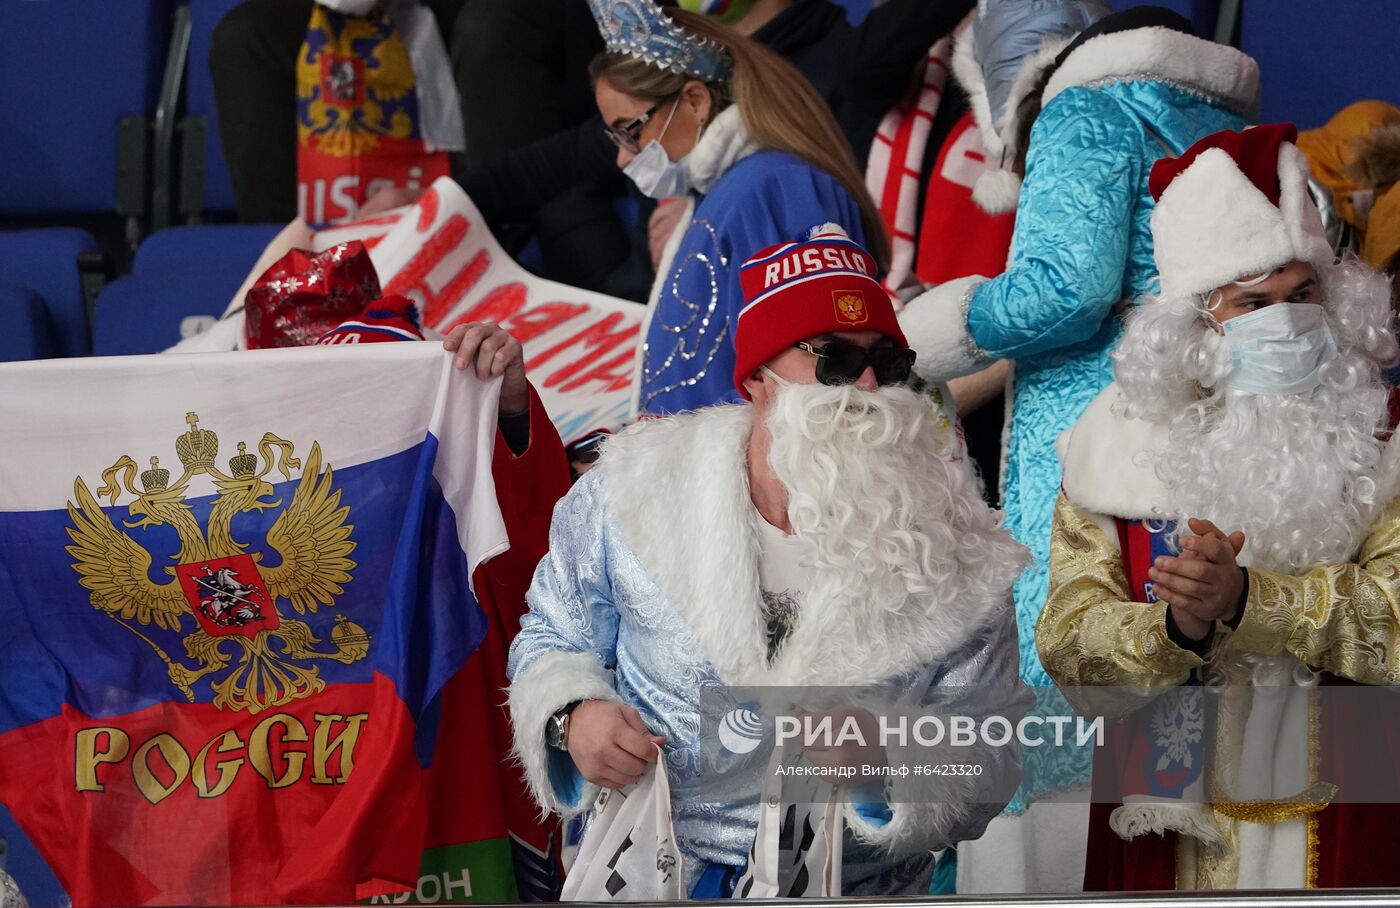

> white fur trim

[
  {"left": 508, "top": 649, "right": 622, "bottom": 815},
  {"left": 1057, "top": 383, "right": 1172, "bottom": 520},
  {"left": 1277, "top": 142, "right": 1336, "bottom": 270},
  {"left": 686, "top": 105, "right": 759, "bottom": 196},
  {"left": 1108, "top": 803, "right": 1225, "bottom": 853},
  {"left": 1043, "top": 27, "right": 1259, "bottom": 117},
  {"left": 629, "top": 195, "right": 697, "bottom": 417},
  {"left": 952, "top": 23, "right": 1073, "bottom": 163},
  {"left": 961, "top": 35, "right": 1069, "bottom": 214},
  {"left": 951, "top": 19, "right": 1002, "bottom": 159},
  {"left": 1152, "top": 148, "right": 1298, "bottom": 300},
  {"left": 900, "top": 276, "right": 992, "bottom": 382},
  {"left": 1235, "top": 816, "right": 1308, "bottom": 888},
  {"left": 972, "top": 168, "right": 1023, "bottom": 214},
  {"left": 1152, "top": 143, "right": 1335, "bottom": 299},
  {"left": 1373, "top": 432, "right": 1400, "bottom": 523},
  {"left": 599, "top": 405, "right": 766, "bottom": 687},
  {"left": 842, "top": 738, "right": 982, "bottom": 856},
  {"left": 595, "top": 403, "right": 1013, "bottom": 687}
]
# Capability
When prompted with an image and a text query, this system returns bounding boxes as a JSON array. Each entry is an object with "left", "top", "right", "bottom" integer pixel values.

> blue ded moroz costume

[{"left": 506, "top": 407, "right": 1028, "bottom": 895}]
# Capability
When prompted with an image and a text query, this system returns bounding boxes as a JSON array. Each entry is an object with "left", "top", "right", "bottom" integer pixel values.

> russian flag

[{"left": 0, "top": 343, "right": 509, "bottom": 905}]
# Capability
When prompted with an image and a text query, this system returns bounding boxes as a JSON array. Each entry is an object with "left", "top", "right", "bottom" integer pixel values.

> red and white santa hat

[
  {"left": 1149, "top": 122, "right": 1334, "bottom": 299},
  {"left": 733, "top": 224, "right": 905, "bottom": 397}
]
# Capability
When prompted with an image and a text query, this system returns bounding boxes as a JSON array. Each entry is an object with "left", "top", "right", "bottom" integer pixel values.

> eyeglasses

[
  {"left": 603, "top": 97, "right": 675, "bottom": 154},
  {"left": 795, "top": 340, "right": 917, "bottom": 387}
]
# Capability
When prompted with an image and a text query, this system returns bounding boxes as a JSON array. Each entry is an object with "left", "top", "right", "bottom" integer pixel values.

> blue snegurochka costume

[
  {"left": 901, "top": 12, "right": 1260, "bottom": 796},
  {"left": 896, "top": 6, "right": 1261, "bottom": 893}
]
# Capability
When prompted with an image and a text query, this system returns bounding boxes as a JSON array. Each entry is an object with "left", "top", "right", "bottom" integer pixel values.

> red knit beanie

[
  {"left": 732, "top": 225, "right": 905, "bottom": 397},
  {"left": 315, "top": 294, "right": 425, "bottom": 345}
]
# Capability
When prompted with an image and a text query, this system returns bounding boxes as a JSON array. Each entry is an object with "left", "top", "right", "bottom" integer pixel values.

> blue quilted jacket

[{"left": 968, "top": 80, "right": 1245, "bottom": 804}]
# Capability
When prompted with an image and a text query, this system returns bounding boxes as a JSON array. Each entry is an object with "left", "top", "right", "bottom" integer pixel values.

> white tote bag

[
  {"left": 733, "top": 749, "right": 844, "bottom": 898},
  {"left": 561, "top": 747, "right": 684, "bottom": 902},
  {"left": 0, "top": 868, "right": 28, "bottom": 908}
]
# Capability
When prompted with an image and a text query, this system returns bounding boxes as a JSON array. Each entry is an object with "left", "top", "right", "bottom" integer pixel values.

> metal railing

[{"left": 541, "top": 893, "right": 1400, "bottom": 908}]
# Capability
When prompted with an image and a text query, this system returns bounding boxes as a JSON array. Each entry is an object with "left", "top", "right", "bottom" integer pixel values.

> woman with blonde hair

[{"left": 586, "top": 0, "right": 890, "bottom": 415}]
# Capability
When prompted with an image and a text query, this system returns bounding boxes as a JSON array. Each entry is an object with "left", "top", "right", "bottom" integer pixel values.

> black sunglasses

[{"left": 795, "top": 340, "right": 917, "bottom": 387}]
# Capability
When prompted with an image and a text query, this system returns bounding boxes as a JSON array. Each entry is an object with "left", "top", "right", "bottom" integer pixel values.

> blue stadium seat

[
  {"left": 0, "top": 287, "right": 57, "bottom": 362},
  {"left": 1241, "top": 0, "right": 1400, "bottom": 129},
  {"left": 132, "top": 224, "right": 282, "bottom": 275},
  {"left": 92, "top": 224, "right": 281, "bottom": 355},
  {"left": 0, "top": 228, "right": 100, "bottom": 356},
  {"left": 0, "top": 1, "right": 172, "bottom": 213},
  {"left": 186, "top": 0, "right": 246, "bottom": 214},
  {"left": 93, "top": 270, "right": 247, "bottom": 355}
]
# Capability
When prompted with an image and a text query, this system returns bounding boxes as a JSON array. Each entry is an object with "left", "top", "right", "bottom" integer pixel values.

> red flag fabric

[{"left": 915, "top": 112, "right": 1017, "bottom": 286}]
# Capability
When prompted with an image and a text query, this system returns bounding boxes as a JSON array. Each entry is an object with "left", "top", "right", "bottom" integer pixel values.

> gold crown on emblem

[
  {"left": 331, "top": 614, "right": 372, "bottom": 661},
  {"left": 140, "top": 456, "right": 170, "bottom": 493},
  {"left": 175, "top": 411, "right": 218, "bottom": 472},
  {"left": 229, "top": 442, "right": 258, "bottom": 479}
]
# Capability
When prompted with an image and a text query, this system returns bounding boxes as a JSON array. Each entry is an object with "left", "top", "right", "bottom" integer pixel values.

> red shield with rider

[{"left": 176, "top": 555, "right": 279, "bottom": 638}]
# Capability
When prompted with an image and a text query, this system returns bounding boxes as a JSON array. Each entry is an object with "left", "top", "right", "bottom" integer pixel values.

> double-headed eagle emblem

[
  {"left": 65, "top": 413, "right": 369, "bottom": 715},
  {"left": 832, "top": 290, "right": 869, "bottom": 326}
]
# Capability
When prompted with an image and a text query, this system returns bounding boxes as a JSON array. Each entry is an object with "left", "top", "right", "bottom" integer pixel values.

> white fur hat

[{"left": 1149, "top": 123, "right": 1334, "bottom": 299}]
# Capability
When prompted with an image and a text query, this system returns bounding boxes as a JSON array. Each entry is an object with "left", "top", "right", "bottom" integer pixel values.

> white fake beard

[
  {"left": 1114, "top": 260, "right": 1398, "bottom": 572},
  {"left": 762, "top": 381, "right": 1022, "bottom": 610}
]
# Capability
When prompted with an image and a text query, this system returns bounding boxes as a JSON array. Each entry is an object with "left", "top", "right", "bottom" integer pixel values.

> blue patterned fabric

[
  {"left": 965, "top": 81, "right": 1245, "bottom": 805},
  {"left": 689, "top": 862, "right": 742, "bottom": 898},
  {"left": 639, "top": 151, "right": 866, "bottom": 415}
]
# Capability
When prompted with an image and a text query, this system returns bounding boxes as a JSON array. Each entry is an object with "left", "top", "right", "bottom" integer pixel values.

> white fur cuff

[
  {"left": 508, "top": 648, "right": 623, "bottom": 815},
  {"left": 842, "top": 736, "right": 986, "bottom": 857},
  {"left": 1109, "top": 803, "right": 1225, "bottom": 854},
  {"left": 900, "top": 276, "right": 993, "bottom": 382}
]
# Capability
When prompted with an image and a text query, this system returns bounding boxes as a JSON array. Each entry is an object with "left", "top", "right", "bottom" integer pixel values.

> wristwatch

[{"left": 546, "top": 700, "right": 582, "bottom": 752}]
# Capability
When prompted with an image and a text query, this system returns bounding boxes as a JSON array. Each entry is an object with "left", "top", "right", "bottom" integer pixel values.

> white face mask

[
  {"left": 1222, "top": 302, "right": 1338, "bottom": 396},
  {"left": 622, "top": 100, "right": 694, "bottom": 200}
]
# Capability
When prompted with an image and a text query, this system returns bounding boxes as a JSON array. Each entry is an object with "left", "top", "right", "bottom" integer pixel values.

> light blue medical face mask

[
  {"left": 1222, "top": 302, "right": 1338, "bottom": 397},
  {"left": 622, "top": 100, "right": 693, "bottom": 200}
]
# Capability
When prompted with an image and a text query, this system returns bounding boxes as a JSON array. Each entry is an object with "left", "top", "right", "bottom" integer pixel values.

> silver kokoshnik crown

[{"left": 587, "top": 0, "right": 734, "bottom": 81}]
